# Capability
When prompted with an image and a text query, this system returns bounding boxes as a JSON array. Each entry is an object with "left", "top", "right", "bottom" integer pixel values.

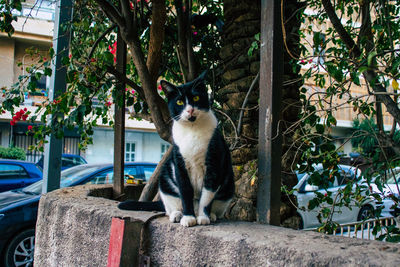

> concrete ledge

[{"left": 35, "top": 185, "right": 400, "bottom": 266}]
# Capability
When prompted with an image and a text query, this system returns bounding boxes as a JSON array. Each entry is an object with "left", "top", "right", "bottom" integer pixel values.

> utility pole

[
  {"left": 257, "top": 0, "right": 283, "bottom": 225},
  {"left": 113, "top": 31, "right": 127, "bottom": 199},
  {"left": 42, "top": 0, "right": 72, "bottom": 193}
]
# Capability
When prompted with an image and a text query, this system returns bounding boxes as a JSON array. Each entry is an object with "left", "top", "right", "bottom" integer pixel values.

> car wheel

[
  {"left": 4, "top": 228, "right": 35, "bottom": 267},
  {"left": 357, "top": 205, "right": 373, "bottom": 221}
]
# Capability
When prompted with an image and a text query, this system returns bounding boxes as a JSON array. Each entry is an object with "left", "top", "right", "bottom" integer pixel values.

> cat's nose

[{"left": 187, "top": 108, "right": 194, "bottom": 116}]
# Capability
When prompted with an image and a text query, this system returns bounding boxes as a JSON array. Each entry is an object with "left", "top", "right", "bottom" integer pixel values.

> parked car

[
  {"left": 0, "top": 159, "right": 42, "bottom": 193},
  {"left": 294, "top": 164, "right": 377, "bottom": 229},
  {"left": 36, "top": 153, "right": 87, "bottom": 171},
  {"left": 0, "top": 162, "right": 156, "bottom": 267},
  {"left": 367, "top": 168, "right": 400, "bottom": 218},
  {"left": 368, "top": 167, "right": 400, "bottom": 197}
]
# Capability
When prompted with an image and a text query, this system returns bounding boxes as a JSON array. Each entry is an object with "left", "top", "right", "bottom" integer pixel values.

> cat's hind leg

[
  {"left": 160, "top": 191, "right": 183, "bottom": 223},
  {"left": 211, "top": 199, "right": 232, "bottom": 221}
]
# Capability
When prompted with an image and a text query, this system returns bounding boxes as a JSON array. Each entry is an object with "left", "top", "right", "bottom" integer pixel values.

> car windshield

[
  {"left": 21, "top": 165, "right": 106, "bottom": 195},
  {"left": 296, "top": 172, "right": 306, "bottom": 181},
  {"left": 144, "top": 166, "right": 156, "bottom": 181},
  {"left": 387, "top": 173, "right": 400, "bottom": 184}
]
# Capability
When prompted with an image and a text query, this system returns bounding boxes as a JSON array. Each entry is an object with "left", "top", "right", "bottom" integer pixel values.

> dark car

[
  {"left": 0, "top": 162, "right": 156, "bottom": 267},
  {"left": 0, "top": 159, "right": 42, "bottom": 193},
  {"left": 36, "top": 154, "right": 87, "bottom": 171}
]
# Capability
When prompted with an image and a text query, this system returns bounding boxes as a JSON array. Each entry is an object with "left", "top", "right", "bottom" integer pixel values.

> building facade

[{"left": 0, "top": 0, "right": 169, "bottom": 164}]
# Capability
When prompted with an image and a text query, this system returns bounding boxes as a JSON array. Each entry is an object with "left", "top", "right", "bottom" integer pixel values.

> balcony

[{"left": 12, "top": 1, "right": 55, "bottom": 21}]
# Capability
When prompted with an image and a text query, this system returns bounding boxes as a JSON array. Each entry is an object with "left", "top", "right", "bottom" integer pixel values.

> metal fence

[
  {"left": 306, "top": 217, "right": 398, "bottom": 241},
  {"left": 13, "top": 133, "right": 80, "bottom": 163},
  {"left": 334, "top": 217, "right": 397, "bottom": 240}
]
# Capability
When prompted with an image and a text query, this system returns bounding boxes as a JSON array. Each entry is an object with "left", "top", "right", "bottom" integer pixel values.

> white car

[
  {"left": 368, "top": 168, "right": 400, "bottom": 218},
  {"left": 294, "top": 164, "right": 376, "bottom": 229}
]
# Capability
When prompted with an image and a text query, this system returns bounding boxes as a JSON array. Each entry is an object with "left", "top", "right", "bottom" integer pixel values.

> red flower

[
  {"left": 43, "top": 57, "right": 47, "bottom": 61},
  {"left": 22, "top": 114, "right": 28, "bottom": 121},
  {"left": 24, "top": 108, "right": 27, "bottom": 111},
  {"left": 105, "top": 101, "right": 112, "bottom": 107},
  {"left": 90, "top": 58, "right": 96, "bottom": 62},
  {"left": 28, "top": 125, "right": 33, "bottom": 131},
  {"left": 193, "top": 31, "right": 198, "bottom": 36},
  {"left": 129, "top": 2, "right": 134, "bottom": 10},
  {"left": 158, "top": 85, "right": 162, "bottom": 91},
  {"left": 131, "top": 89, "right": 135, "bottom": 94},
  {"left": 324, "top": 193, "right": 328, "bottom": 197},
  {"left": 10, "top": 120, "right": 16, "bottom": 126},
  {"left": 109, "top": 42, "right": 117, "bottom": 55}
]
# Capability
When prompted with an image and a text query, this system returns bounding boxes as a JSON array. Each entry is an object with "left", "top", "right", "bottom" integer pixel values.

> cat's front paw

[
  {"left": 180, "top": 215, "right": 197, "bottom": 227},
  {"left": 197, "top": 215, "right": 211, "bottom": 225},
  {"left": 169, "top": 211, "right": 183, "bottom": 223}
]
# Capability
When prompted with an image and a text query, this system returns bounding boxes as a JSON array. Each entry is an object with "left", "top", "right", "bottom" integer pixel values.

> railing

[
  {"left": 335, "top": 217, "right": 396, "bottom": 240},
  {"left": 306, "top": 216, "right": 398, "bottom": 241}
]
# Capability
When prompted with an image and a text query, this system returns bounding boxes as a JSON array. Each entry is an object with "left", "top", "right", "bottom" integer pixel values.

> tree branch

[
  {"left": 139, "top": 145, "right": 172, "bottom": 201},
  {"left": 146, "top": 0, "right": 166, "bottom": 82},
  {"left": 86, "top": 23, "right": 117, "bottom": 64},
  {"left": 175, "top": 0, "right": 189, "bottom": 80},
  {"left": 106, "top": 66, "right": 146, "bottom": 101},
  {"left": 120, "top": 0, "right": 133, "bottom": 31},
  {"left": 321, "top": 0, "right": 400, "bottom": 124},
  {"left": 93, "top": 0, "right": 125, "bottom": 27},
  {"left": 185, "top": 0, "right": 197, "bottom": 81}
]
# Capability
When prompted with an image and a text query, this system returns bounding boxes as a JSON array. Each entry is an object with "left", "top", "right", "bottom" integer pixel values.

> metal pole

[
  {"left": 257, "top": 0, "right": 283, "bottom": 225},
  {"left": 113, "top": 31, "right": 126, "bottom": 199},
  {"left": 42, "top": 0, "right": 72, "bottom": 193}
]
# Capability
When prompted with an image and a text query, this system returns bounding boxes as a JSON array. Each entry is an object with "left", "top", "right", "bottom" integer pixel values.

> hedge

[{"left": 0, "top": 146, "right": 26, "bottom": 160}]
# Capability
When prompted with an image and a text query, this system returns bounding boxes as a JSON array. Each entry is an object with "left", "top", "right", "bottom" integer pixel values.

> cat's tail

[{"left": 118, "top": 200, "right": 165, "bottom": 212}]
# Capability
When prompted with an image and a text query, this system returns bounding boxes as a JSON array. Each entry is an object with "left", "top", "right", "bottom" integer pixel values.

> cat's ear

[
  {"left": 197, "top": 70, "right": 208, "bottom": 81},
  {"left": 160, "top": 80, "right": 177, "bottom": 97}
]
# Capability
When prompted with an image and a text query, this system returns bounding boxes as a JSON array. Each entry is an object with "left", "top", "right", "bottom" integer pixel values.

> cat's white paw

[
  {"left": 169, "top": 211, "right": 183, "bottom": 223},
  {"left": 180, "top": 215, "right": 197, "bottom": 227},
  {"left": 197, "top": 215, "right": 211, "bottom": 225},
  {"left": 210, "top": 213, "right": 217, "bottom": 222}
]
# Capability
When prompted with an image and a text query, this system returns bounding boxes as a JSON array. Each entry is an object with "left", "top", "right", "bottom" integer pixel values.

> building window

[
  {"left": 313, "top": 32, "right": 326, "bottom": 65},
  {"left": 161, "top": 143, "right": 170, "bottom": 159},
  {"left": 125, "top": 142, "right": 135, "bottom": 162}
]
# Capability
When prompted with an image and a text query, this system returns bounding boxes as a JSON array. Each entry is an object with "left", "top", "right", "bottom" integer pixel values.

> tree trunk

[
  {"left": 220, "top": 0, "right": 303, "bottom": 228},
  {"left": 218, "top": 0, "right": 261, "bottom": 221}
]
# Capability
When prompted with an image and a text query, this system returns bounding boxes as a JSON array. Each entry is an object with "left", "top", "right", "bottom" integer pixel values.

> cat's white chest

[{"left": 173, "top": 112, "right": 217, "bottom": 198}]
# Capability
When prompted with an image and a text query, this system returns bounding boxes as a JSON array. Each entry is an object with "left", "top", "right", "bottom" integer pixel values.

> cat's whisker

[{"left": 167, "top": 114, "right": 181, "bottom": 123}]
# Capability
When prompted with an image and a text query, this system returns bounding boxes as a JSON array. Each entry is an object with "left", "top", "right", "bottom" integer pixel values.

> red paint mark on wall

[{"left": 107, "top": 218, "right": 125, "bottom": 267}]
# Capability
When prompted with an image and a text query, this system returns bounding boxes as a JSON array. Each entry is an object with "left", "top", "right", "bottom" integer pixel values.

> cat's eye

[
  {"left": 176, "top": 100, "right": 184, "bottom": 105},
  {"left": 193, "top": 96, "right": 200, "bottom": 102}
]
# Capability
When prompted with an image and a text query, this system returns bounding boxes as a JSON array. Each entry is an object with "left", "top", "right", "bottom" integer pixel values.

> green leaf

[
  {"left": 44, "top": 67, "right": 52, "bottom": 76},
  {"left": 316, "top": 124, "right": 324, "bottom": 134}
]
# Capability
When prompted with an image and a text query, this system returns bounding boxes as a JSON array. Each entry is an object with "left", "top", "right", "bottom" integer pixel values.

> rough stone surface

[{"left": 35, "top": 185, "right": 400, "bottom": 267}]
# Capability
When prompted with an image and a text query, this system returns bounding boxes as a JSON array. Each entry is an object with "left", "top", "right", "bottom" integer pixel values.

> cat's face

[{"left": 160, "top": 72, "right": 210, "bottom": 123}]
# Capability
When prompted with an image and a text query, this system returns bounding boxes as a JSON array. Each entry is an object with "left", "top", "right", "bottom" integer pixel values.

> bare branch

[{"left": 321, "top": 0, "right": 400, "bottom": 124}]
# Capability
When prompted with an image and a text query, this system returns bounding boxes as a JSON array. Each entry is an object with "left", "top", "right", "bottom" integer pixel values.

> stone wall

[{"left": 34, "top": 185, "right": 400, "bottom": 267}]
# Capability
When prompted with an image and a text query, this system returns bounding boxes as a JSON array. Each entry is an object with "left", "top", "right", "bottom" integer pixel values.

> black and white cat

[
  {"left": 158, "top": 72, "right": 234, "bottom": 227},
  {"left": 119, "top": 72, "right": 234, "bottom": 227}
]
